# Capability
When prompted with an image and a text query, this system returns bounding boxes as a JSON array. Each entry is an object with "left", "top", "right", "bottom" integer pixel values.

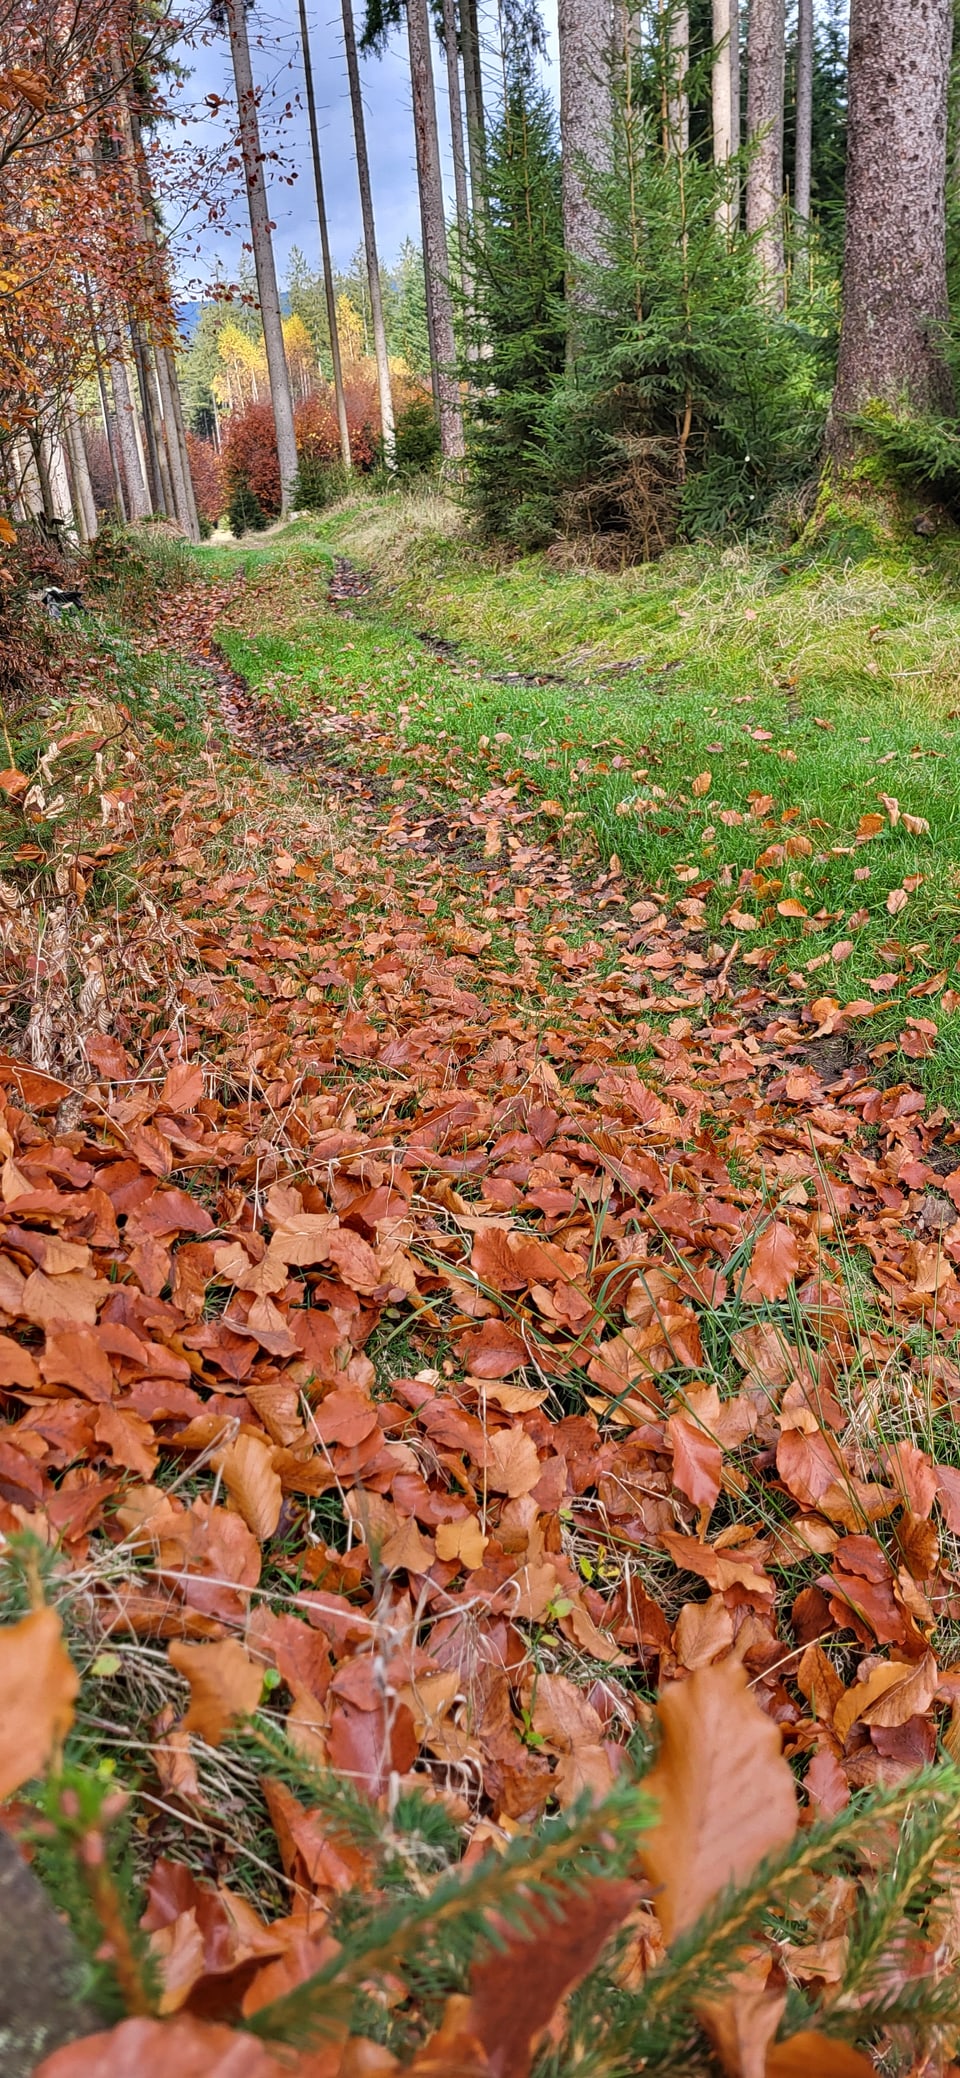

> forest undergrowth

[{"left": 6, "top": 511, "right": 960, "bottom": 2075}]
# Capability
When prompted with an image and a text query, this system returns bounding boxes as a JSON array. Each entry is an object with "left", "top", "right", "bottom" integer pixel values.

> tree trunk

[
  {"left": 830, "top": 0, "right": 953, "bottom": 441},
  {"left": 66, "top": 412, "right": 98, "bottom": 541},
  {"left": 0, "top": 1829, "right": 98, "bottom": 2077},
  {"left": 406, "top": 0, "right": 465, "bottom": 460},
  {"left": 102, "top": 311, "right": 151, "bottom": 519},
  {"left": 441, "top": 0, "right": 473, "bottom": 306},
  {"left": 460, "top": 0, "right": 485, "bottom": 206},
  {"left": 159, "top": 344, "right": 202, "bottom": 541},
  {"left": 745, "top": 0, "right": 785, "bottom": 304},
  {"left": 793, "top": 0, "right": 812, "bottom": 224},
  {"left": 557, "top": 0, "right": 612, "bottom": 330},
  {"left": 298, "top": 0, "right": 352, "bottom": 473},
  {"left": 341, "top": 0, "right": 395, "bottom": 464},
  {"left": 712, "top": 0, "right": 738, "bottom": 234},
  {"left": 130, "top": 320, "right": 166, "bottom": 515},
  {"left": 222, "top": 0, "right": 299, "bottom": 513},
  {"left": 666, "top": 4, "right": 689, "bottom": 156}
]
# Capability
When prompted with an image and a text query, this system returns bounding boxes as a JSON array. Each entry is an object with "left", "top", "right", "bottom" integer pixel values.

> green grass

[{"left": 197, "top": 490, "right": 960, "bottom": 1110}]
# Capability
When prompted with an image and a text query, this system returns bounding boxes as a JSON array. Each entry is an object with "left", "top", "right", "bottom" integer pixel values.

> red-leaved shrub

[
  {"left": 185, "top": 434, "right": 224, "bottom": 531},
  {"left": 222, "top": 402, "right": 282, "bottom": 518},
  {"left": 295, "top": 382, "right": 377, "bottom": 471}
]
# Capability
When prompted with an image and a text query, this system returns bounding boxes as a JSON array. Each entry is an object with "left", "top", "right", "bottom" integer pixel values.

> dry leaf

[
  {"left": 168, "top": 1639, "right": 263, "bottom": 1745},
  {"left": 640, "top": 1657, "right": 797, "bottom": 1943},
  {"left": 0, "top": 1607, "right": 78, "bottom": 1797}
]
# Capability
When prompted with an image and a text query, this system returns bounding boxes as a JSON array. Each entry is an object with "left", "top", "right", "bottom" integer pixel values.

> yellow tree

[{"left": 282, "top": 313, "right": 317, "bottom": 403}]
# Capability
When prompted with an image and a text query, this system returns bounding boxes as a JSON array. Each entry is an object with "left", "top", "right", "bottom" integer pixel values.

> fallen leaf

[
  {"left": 640, "top": 1657, "right": 797, "bottom": 1942},
  {"left": 0, "top": 1607, "right": 78, "bottom": 1798},
  {"left": 168, "top": 1639, "right": 263, "bottom": 1745}
]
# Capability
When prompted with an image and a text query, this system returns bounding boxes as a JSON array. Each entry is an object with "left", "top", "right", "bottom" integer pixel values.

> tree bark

[
  {"left": 459, "top": 0, "right": 485, "bottom": 207},
  {"left": 298, "top": 0, "right": 352, "bottom": 472},
  {"left": 341, "top": 0, "right": 395, "bottom": 463},
  {"left": 830, "top": 0, "right": 953, "bottom": 441},
  {"left": 441, "top": 0, "right": 473, "bottom": 307},
  {"left": 66, "top": 412, "right": 98, "bottom": 541},
  {"left": 666, "top": 4, "right": 689, "bottom": 157},
  {"left": 406, "top": 0, "right": 465, "bottom": 459},
  {"left": 745, "top": 0, "right": 785, "bottom": 304},
  {"left": 557, "top": 0, "right": 612, "bottom": 329},
  {"left": 102, "top": 311, "right": 151, "bottom": 519},
  {"left": 712, "top": 0, "right": 738, "bottom": 234},
  {"left": 0, "top": 1831, "right": 98, "bottom": 2076},
  {"left": 793, "top": 0, "right": 812, "bottom": 224},
  {"left": 223, "top": 0, "right": 299, "bottom": 513},
  {"left": 130, "top": 320, "right": 166, "bottom": 515}
]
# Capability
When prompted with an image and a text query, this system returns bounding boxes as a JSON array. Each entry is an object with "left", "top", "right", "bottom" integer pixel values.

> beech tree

[
  {"left": 830, "top": 0, "right": 953, "bottom": 438},
  {"left": 297, "top": 0, "right": 352, "bottom": 472},
  {"left": 793, "top": 0, "right": 812, "bottom": 226},
  {"left": 219, "top": 0, "right": 299, "bottom": 514},
  {"left": 745, "top": 0, "right": 785, "bottom": 303}
]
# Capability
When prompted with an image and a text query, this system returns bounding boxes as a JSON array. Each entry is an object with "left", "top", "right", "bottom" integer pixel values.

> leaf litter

[{"left": 4, "top": 550, "right": 960, "bottom": 2071}]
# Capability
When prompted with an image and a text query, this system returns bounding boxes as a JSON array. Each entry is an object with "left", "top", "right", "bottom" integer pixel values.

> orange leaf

[
  {"left": 639, "top": 1656, "right": 797, "bottom": 1943},
  {"left": 33, "top": 2013, "right": 338, "bottom": 2076},
  {"left": 766, "top": 2034, "right": 875, "bottom": 2076},
  {"left": 747, "top": 1221, "right": 800, "bottom": 1302},
  {"left": 465, "top": 1879, "right": 639, "bottom": 2078},
  {"left": 886, "top": 887, "right": 909, "bottom": 916},
  {"left": 215, "top": 1431, "right": 282, "bottom": 1541},
  {"left": 667, "top": 1412, "right": 722, "bottom": 1513},
  {"left": 435, "top": 1516, "right": 488, "bottom": 1569},
  {"left": 0, "top": 517, "right": 15, "bottom": 546},
  {"left": 168, "top": 1639, "right": 263, "bottom": 1745},
  {"left": 692, "top": 770, "right": 712, "bottom": 797},
  {"left": 0, "top": 1607, "right": 78, "bottom": 1798},
  {"left": 776, "top": 899, "right": 808, "bottom": 918}
]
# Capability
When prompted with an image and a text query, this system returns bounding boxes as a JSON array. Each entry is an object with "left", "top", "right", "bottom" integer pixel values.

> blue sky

[{"left": 168, "top": 0, "right": 560, "bottom": 292}]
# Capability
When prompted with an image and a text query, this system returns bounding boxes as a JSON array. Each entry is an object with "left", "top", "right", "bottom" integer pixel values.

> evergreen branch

[{"left": 246, "top": 1780, "right": 653, "bottom": 2048}]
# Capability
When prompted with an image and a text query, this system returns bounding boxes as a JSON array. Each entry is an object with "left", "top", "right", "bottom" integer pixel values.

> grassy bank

[{"left": 203, "top": 491, "right": 960, "bottom": 1108}]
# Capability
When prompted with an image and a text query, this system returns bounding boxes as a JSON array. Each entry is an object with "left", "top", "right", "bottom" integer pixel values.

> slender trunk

[
  {"left": 557, "top": 0, "right": 612, "bottom": 339},
  {"left": 298, "top": 0, "right": 352, "bottom": 472},
  {"left": 341, "top": 0, "right": 395, "bottom": 462},
  {"left": 793, "top": 0, "right": 813, "bottom": 225},
  {"left": 829, "top": 0, "right": 953, "bottom": 447},
  {"left": 130, "top": 321, "right": 166, "bottom": 514},
  {"left": 666, "top": 4, "right": 689, "bottom": 157},
  {"left": 406, "top": 0, "right": 465, "bottom": 459},
  {"left": 85, "top": 283, "right": 126, "bottom": 520},
  {"left": 44, "top": 433, "right": 74, "bottom": 527},
  {"left": 102, "top": 311, "right": 151, "bottom": 519},
  {"left": 65, "top": 413, "right": 98, "bottom": 542},
  {"left": 745, "top": 0, "right": 785, "bottom": 304},
  {"left": 222, "top": 0, "right": 299, "bottom": 513},
  {"left": 442, "top": 0, "right": 473, "bottom": 306},
  {"left": 145, "top": 353, "right": 176, "bottom": 517},
  {"left": 459, "top": 0, "right": 485, "bottom": 207},
  {"left": 712, "top": 0, "right": 738, "bottom": 235},
  {"left": 159, "top": 343, "right": 202, "bottom": 541}
]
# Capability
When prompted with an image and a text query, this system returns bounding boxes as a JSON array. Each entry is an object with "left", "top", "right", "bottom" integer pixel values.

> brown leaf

[
  {"left": 639, "top": 1657, "right": 797, "bottom": 1943},
  {"left": 215, "top": 1432, "right": 283, "bottom": 1542},
  {"left": 0, "top": 1607, "right": 78, "bottom": 1797},
  {"left": 33, "top": 2013, "right": 338, "bottom": 2076},
  {"left": 765, "top": 2035, "right": 875, "bottom": 2077},
  {"left": 168, "top": 1639, "right": 263, "bottom": 1746},
  {"left": 746, "top": 1222, "right": 800, "bottom": 1303},
  {"left": 667, "top": 1412, "right": 722, "bottom": 1513},
  {"left": 465, "top": 1880, "right": 639, "bottom": 2078}
]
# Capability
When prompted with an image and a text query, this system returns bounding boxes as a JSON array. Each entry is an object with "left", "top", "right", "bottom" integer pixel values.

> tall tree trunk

[
  {"left": 666, "top": 4, "right": 689, "bottom": 156},
  {"left": 830, "top": 0, "right": 953, "bottom": 444},
  {"left": 102, "top": 311, "right": 151, "bottom": 518},
  {"left": 341, "top": 0, "right": 395, "bottom": 463},
  {"left": 793, "top": 0, "right": 812, "bottom": 225},
  {"left": 441, "top": 0, "right": 473, "bottom": 305},
  {"left": 557, "top": 0, "right": 612, "bottom": 334},
  {"left": 222, "top": 0, "right": 299, "bottom": 514},
  {"left": 130, "top": 320, "right": 166, "bottom": 514},
  {"left": 298, "top": 0, "right": 352, "bottom": 472},
  {"left": 712, "top": 0, "right": 738, "bottom": 234},
  {"left": 406, "top": 0, "right": 465, "bottom": 460},
  {"left": 459, "top": 0, "right": 485, "bottom": 206},
  {"left": 745, "top": 0, "right": 785, "bottom": 304},
  {"left": 65, "top": 412, "right": 98, "bottom": 541},
  {"left": 158, "top": 343, "right": 202, "bottom": 541}
]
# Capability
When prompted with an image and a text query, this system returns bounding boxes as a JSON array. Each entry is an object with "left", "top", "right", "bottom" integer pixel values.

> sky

[{"left": 167, "top": 0, "right": 560, "bottom": 294}]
